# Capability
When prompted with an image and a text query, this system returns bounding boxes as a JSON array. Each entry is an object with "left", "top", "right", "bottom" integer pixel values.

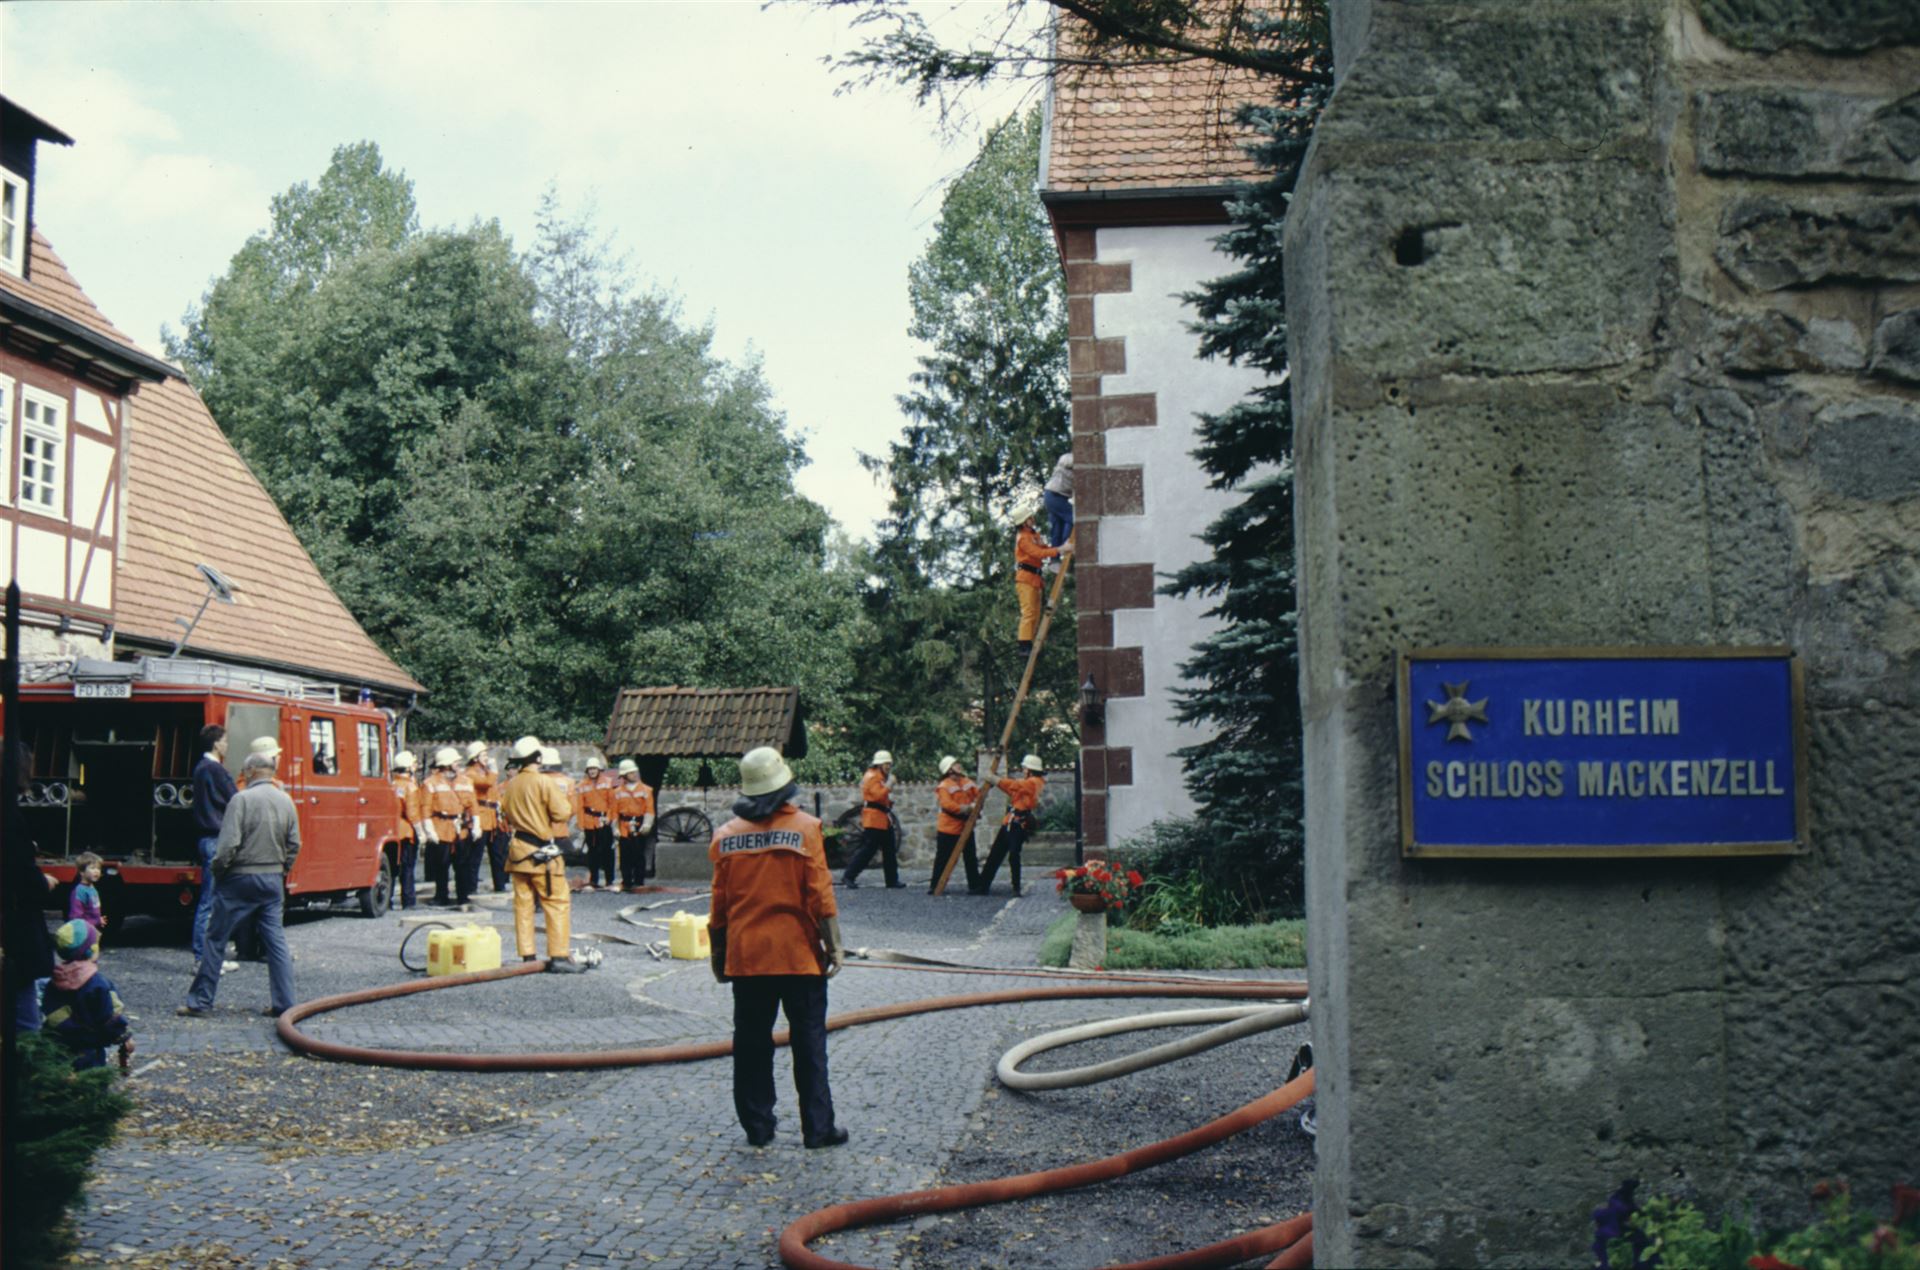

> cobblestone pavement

[{"left": 72, "top": 872, "right": 1309, "bottom": 1268}]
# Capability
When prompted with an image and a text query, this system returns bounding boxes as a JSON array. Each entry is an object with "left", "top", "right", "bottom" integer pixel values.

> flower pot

[{"left": 1069, "top": 891, "right": 1107, "bottom": 914}]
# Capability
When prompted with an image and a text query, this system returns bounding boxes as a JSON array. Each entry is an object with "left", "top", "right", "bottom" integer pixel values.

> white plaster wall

[{"left": 1094, "top": 223, "right": 1271, "bottom": 845}]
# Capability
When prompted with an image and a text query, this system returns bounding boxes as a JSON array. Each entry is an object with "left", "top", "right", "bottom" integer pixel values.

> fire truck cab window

[
  {"left": 357, "top": 722, "right": 382, "bottom": 778},
  {"left": 309, "top": 718, "right": 337, "bottom": 775}
]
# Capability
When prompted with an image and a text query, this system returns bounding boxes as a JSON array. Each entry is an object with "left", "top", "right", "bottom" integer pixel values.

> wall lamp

[{"left": 1079, "top": 674, "right": 1105, "bottom": 727}]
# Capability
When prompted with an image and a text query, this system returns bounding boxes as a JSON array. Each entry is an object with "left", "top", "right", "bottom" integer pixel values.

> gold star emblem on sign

[{"left": 1426, "top": 681, "right": 1489, "bottom": 742}]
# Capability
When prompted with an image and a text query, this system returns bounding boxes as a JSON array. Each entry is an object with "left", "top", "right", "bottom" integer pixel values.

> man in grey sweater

[{"left": 179, "top": 738, "right": 300, "bottom": 1018}]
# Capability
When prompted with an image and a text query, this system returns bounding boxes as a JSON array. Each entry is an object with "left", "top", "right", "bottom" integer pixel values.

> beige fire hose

[{"left": 996, "top": 1001, "right": 1309, "bottom": 1091}]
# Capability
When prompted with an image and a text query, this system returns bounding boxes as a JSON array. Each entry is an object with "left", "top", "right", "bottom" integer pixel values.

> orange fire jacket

[
  {"left": 613, "top": 780, "right": 654, "bottom": 835},
  {"left": 392, "top": 775, "right": 422, "bottom": 842},
  {"left": 860, "top": 767, "right": 893, "bottom": 830},
  {"left": 574, "top": 774, "right": 614, "bottom": 829},
  {"left": 465, "top": 762, "right": 499, "bottom": 833},
  {"left": 1015, "top": 526, "right": 1063, "bottom": 589},
  {"left": 423, "top": 772, "right": 480, "bottom": 840},
  {"left": 709, "top": 805, "right": 837, "bottom": 977},
  {"left": 996, "top": 773, "right": 1046, "bottom": 824},
  {"left": 936, "top": 773, "right": 980, "bottom": 836}
]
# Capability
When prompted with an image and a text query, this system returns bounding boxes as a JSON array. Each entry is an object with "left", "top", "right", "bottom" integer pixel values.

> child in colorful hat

[
  {"left": 67, "top": 851, "right": 105, "bottom": 944},
  {"left": 40, "top": 919, "right": 131, "bottom": 1071}
]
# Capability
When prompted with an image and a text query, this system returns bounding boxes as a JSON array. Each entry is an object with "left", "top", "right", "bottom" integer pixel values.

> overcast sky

[{"left": 0, "top": 2, "right": 1037, "bottom": 542}]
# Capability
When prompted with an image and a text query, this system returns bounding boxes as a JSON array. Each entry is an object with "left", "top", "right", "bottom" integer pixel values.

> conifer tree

[{"left": 1165, "top": 7, "right": 1330, "bottom": 916}]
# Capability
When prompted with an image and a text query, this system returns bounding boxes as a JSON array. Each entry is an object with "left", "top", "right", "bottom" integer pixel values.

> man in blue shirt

[{"left": 189, "top": 725, "right": 238, "bottom": 970}]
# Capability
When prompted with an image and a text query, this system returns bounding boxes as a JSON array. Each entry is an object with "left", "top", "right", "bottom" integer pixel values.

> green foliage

[
  {"left": 1598, "top": 1185, "right": 1920, "bottom": 1270},
  {"left": 1110, "top": 817, "right": 1297, "bottom": 926},
  {"left": 3, "top": 1032, "right": 134, "bottom": 1268},
  {"left": 1038, "top": 912, "right": 1305, "bottom": 970},
  {"left": 170, "top": 149, "right": 860, "bottom": 744},
  {"left": 850, "top": 109, "right": 1074, "bottom": 773},
  {"left": 1164, "top": 8, "right": 1331, "bottom": 919}
]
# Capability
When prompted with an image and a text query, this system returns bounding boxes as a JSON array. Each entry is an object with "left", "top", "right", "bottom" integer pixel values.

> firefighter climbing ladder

[{"left": 930, "top": 549, "right": 1074, "bottom": 897}]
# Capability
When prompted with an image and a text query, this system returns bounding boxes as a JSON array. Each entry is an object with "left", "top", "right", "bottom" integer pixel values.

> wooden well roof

[{"left": 603, "top": 687, "right": 807, "bottom": 759}]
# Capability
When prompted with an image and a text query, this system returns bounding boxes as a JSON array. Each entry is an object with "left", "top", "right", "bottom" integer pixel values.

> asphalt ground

[{"left": 63, "top": 867, "right": 1311, "bottom": 1268}]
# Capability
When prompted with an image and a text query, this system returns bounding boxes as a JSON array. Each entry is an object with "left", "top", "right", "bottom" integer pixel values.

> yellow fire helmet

[
  {"left": 871, "top": 750, "right": 894, "bottom": 767},
  {"left": 510, "top": 735, "right": 543, "bottom": 762},
  {"left": 617, "top": 759, "right": 639, "bottom": 777},
  {"left": 464, "top": 740, "right": 489, "bottom": 761},
  {"left": 938, "top": 754, "right": 961, "bottom": 778},
  {"left": 433, "top": 747, "right": 461, "bottom": 769},
  {"left": 393, "top": 751, "right": 417, "bottom": 771},
  {"left": 1021, "top": 754, "right": 1046, "bottom": 773}
]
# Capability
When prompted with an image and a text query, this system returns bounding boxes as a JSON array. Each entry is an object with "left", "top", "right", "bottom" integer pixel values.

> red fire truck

[{"left": 13, "top": 657, "right": 403, "bottom": 923}]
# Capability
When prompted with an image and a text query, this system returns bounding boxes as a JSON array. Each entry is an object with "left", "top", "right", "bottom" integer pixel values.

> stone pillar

[{"left": 1286, "top": 2, "right": 1920, "bottom": 1263}]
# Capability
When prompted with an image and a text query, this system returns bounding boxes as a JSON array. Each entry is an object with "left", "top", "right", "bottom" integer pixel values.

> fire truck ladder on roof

[{"left": 929, "top": 548, "right": 1074, "bottom": 898}]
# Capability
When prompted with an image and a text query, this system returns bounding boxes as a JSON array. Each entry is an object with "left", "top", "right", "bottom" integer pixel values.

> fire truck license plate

[{"left": 74, "top": 682, "right": 132, "bottom": 699}]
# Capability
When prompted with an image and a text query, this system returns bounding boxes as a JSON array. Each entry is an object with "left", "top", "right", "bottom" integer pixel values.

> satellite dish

[{"left": 196, "top": 563, "right": 237, "bottom": 604}]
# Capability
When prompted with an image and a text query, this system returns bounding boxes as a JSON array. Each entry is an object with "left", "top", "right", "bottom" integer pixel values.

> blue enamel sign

[{"left": 1398, "top": 648, "right": 1806, "bottom": 857}]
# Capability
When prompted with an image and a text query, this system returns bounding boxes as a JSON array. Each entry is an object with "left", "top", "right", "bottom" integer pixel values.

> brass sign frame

[{"left": 1397, "top": 646, "right": 1808, "bottom": 860}]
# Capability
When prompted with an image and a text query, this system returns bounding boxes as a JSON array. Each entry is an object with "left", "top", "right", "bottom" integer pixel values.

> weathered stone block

[
  {"left": 1808, "top": 398, "right": 1920, "bottom": 502},
  {"left": 1697, "top": 0, "right": 1920, "bottom": 52},
  {"left": 1716, "top": 194, "right": 1920, "bottom": 292},
  {"left": 1326, "top": 3, "right": 1663, "bottom": 148},
  {"left": 1720, "top": 310, "right": 1867, "bottom": 375},
  {"left": 1869, "top": 308, "right": 1920, "bottom": 383},
  {"left": 1696, "top": 88, "right": 1920, "bottom": 182},
  {"left": 1321, "top": 158, "right": 1669, "bottom": 376}
]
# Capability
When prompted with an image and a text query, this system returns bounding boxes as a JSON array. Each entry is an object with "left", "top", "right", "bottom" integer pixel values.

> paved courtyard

[{"left": 68, "top": 873, "right": 1310, "bottom": 1268}]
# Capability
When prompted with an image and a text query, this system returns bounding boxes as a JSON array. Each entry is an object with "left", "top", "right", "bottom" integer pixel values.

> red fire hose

[{"left": 274, "top": 962, "right": 1313, "bottom": 1267}]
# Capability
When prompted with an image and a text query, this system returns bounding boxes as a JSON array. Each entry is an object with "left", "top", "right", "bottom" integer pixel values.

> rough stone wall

[{"left": 1286, "top": 3, "right": 1919, "bottom": 1264}]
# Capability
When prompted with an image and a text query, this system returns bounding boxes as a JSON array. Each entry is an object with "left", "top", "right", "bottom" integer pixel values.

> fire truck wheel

[{"left": 359, "top": 859, "right": 393, "bottom": 918}]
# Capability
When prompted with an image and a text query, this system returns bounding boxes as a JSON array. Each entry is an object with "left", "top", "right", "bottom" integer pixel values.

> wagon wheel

[
  {"left": 833, "top": 806, "right": 863, "bottom": 832},
  {"left": 656, "top": 806, "right": 714, "bottom": 844}
]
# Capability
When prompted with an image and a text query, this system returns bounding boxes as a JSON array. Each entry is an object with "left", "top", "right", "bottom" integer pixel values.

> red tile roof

[
  {"left": 0, "top": 230, "right": 146, "bottom": 352},
  {"left": 116, "top": 375, "right": 425, "bottom": 696},
  {"left": 604, "top": 687, "right": 807, "bottom": 759},
  {"left": 1043, "top": 14, "right": 1270, "bottom": 193},
  {"left": 8, "top": 231, "right": 423, "bottom": 695}
]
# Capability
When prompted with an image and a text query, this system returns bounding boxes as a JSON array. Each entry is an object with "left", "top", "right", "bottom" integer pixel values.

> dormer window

[{"left": 0, "top": 167, "right": 26, "bottom": 277}]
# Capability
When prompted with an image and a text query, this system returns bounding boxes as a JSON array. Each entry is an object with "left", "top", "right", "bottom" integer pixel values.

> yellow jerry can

[
  {"left": 668, "top": 910, "right": 711, "bottom": 960},
  {"left": 427, "top": 924, "right": 503, "bottom": 976}
]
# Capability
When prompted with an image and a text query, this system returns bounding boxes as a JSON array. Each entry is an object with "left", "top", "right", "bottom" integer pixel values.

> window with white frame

[
  {"left": 0, "top": 168, "right": 26, "bottom": 277},
  {"left": 0, "top": 375, "right": 12, "bottom": 505},
  {"left": 19, "top": 387, "right": 65, "bottom": 516}
]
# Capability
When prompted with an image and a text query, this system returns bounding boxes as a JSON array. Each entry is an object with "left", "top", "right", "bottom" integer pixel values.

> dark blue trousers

[
  {"left": 394, "top": 840, "right": 419, "bottom": 908},
  {"left": 731, "top": 975, "right": 837, "bottom": 1144},
  {"left": 841, "top": 825, "right": 898, "bottom": 887}
]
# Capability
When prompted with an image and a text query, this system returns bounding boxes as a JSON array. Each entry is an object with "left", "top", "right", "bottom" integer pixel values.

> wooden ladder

[{"left": 929, "top": 550, "right": 1074, "bottom": 897}]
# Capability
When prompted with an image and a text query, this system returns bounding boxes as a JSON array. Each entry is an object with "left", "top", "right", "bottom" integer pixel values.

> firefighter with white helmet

[
  {"left": 840, "top": 750, "right": 903, "bottom": 889},
  {"left": 975, "top": 753, "right": 1048, "bottom": 895},
  {"left": 575, "top": 756, "right": 617, "bottom": 892},
  {"left": 613, "top": 759, "right": 656, "bottom": 892},
  {"left": 930, "top": 754, "right": 981, "bottom": 894},
  {"left": 497, "top": 736, "right": 584, "bottom": 970},
  {"left": 390, "top": 751, "right": 423, "bottom": 909},
  {"left": 709, "top": 746, "right": 847, "bottom": 1149},
  {"left": 1012, "top": 502, "right": 1070, "bottom": 662},
  {"left": 463, "top": 741, "right": 509, "bottom": 893},
  {"left": 422, "top": 747, "right": 481, "bottom": 905}
]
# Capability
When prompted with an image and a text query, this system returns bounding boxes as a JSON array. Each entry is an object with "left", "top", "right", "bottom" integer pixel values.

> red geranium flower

[
  {"left": 1747, "top": 1255, "right": 1802, "bottom": 1270},
  {"left": 1893, "top": 1183, "right": 1920, "bottom": 1224}
]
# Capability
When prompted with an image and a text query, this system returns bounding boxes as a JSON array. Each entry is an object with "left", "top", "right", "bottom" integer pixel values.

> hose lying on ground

[
  {"left": 273, "top": 957, "right": 1313, "bottom": 1267},
  {"left": 777, "top": 1067, "right": 1315, "bottom": 1270},
  {"left": 996, "top": 1003, "right": 1309, "bottom": 1091}
]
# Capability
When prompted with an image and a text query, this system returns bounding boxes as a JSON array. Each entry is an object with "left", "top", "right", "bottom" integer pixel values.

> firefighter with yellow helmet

[
  {"left": 975, "top": 754, "right": 1047, "bottom": 896},
  {"left": 498, "top": 736, "right": 586, "bottom": 971},
  {"left": 390, "top": 751, "right": 423, "bottom": 910},
  {"left": 463, "top": 741, "right": 509, "bottom": 894}
]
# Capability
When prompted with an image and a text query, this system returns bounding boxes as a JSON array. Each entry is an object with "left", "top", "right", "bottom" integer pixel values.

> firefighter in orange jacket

[
  {"left": 931, "top": 755, "right": 981, "bottom": 894},
  {"left": 575, "top": 757, "right": 617, "bottom": 892},
  {"left": 839, "top": 751, "right": 902, "bottom": 889},
  {"left": 613, "top": 759, "right": 656, "bottom": 892},
  {"left": 391, "top": 752, "right": 423, "bottom": 910},
  {"left": 1013, "top": 502, "right": 1070, "bottom": 662},
  {"left": 498, "top": 736, "right": 586, "bottom": 971},
  {"left": 464, "top": 742, "right": 509, "bottom": 894},
  {"left": 975, "top": 754, "right": 1046, "bottom": 896},
  {"left": 422, "top": 748, "right": 481, "bottom": 906},
  {"left": 709, "top": 746, "right": 847, "bottom": 1149}
]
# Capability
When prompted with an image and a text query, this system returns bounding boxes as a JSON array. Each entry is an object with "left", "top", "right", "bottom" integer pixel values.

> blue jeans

[
  {"left": 192, "top": 835, "right": 221, "bottom": 958},
  {"left": 1043, "top": 490, "right": 1073, "bottom": 548},
  {"left": 187, "top": 873, "right": 295, "bottom": 1013}
]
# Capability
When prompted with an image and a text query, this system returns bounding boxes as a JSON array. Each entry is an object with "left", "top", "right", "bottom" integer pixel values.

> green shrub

[
  {"left": 4, "top": 1032, "right": 134, "bottom": 1268},
  {"left": 1039, "top": 913, "right": 1306, "bottom": 970},
  {"left": 1111, "top": 817, "right": 1301, "bottom": 926},
  {"left": 1592, "top": 1179, "right": 1920, "bottom": 1270},
  {"left": 1034, "top": 796, "right": 1078, "bottom": 834}
]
